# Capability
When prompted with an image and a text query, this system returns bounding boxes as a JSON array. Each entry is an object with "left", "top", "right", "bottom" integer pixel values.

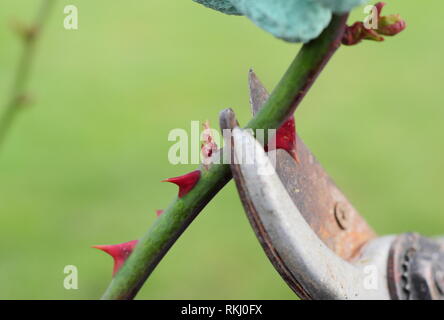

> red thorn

[
  {"left": 93, "top": 240, "right": 138, "bottom": 276},
  {"left": 268, "top": 117, "right": 299, "bottom": 163},
  {"left": 162, "top": 170, "right": 201, "bottom": 198},
  {"left": 156, "top": 209, "right": 164, "bottom": 217}
]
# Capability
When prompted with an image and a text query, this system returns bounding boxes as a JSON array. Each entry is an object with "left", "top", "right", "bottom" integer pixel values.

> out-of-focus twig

[{"left": 0, "top": 0, "right": 55, "bottom": 150}]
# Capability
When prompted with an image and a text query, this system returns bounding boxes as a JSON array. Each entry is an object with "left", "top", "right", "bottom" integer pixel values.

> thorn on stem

[
  {"left": 162, "top": 170, "right": 201, "bottom": 198},
  {"left": 93, "top": 240, "right": 139, "bottom": 276},
  {"left": 156, "top": 210, "right": 164, "bottom": 217},
  {"left": 267, "top": 117, "right": 300, "bottom": 163}
]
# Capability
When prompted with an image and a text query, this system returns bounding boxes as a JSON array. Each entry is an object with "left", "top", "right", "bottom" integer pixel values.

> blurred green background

[{"left": 0, "top": 0, "right": 442, "bottom": 299}]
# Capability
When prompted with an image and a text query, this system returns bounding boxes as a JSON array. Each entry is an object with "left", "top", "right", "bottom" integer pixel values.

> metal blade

[
  {"left": 248, "top": 70, "right": 375, "bottom": 260},
  {"left": 248, "top": 69, "right": 269, "bottom": 115},
  {"left": 229, "top": 127, "right": 392, "bottom": 299}
]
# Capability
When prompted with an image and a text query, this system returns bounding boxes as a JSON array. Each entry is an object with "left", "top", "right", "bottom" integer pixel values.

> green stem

[
  {"left": 101, "top": 14, "right": 348, "bottom": 300},
  {"left": 0, "top": 0, "right": 55, "bottom": 150}
]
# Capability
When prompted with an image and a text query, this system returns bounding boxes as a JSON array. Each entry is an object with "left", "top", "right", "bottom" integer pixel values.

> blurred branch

[
  {"left": 101, "top": 14, "right": 349, "bottom": 300},
  {"left": 0, "top": 0, "right": 55, "bottom": 150}
]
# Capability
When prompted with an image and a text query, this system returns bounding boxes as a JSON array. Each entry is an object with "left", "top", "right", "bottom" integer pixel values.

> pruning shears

[{"left": 218, "top": 71, "right": 444, "bottom": 300}]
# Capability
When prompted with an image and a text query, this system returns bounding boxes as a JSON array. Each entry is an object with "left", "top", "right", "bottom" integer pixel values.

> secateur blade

[
  {"left": 222, "top": 121, "right": 392, "bottom": 299},
  {"left": 248, "top": 70, "right": 375, "bottom": 261},
  {"left": 218, "top": 70, "right": 444, "bottom": 300}
]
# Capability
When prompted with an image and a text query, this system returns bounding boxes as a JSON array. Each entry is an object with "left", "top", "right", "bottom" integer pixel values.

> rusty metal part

[
  {"left": 273, "top": 145, "right": 375, "bottom": 260},
  {"left": 388, "top": 233, "right": 444, "bottom": 300},
  {"left": 219, "top": 108, "right": 239, "bottom": 132},
  {"left": 220, "top": 70, "right": 444, "bottom": 300},
  {"left": 228, "top": 127, "right": 392, "bottom": 299},
  {"left": 335, "top": 202, "right": 351, "bottom": 230},
  {"left": 248, "top": 69, "right": 270, "bottom": 116},
  {"left": 249, "top": 70, "right": 376, "bottom": 261}
]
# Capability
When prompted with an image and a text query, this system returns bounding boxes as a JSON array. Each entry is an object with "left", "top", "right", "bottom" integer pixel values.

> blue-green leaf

[
  {"left": 314, "top": 0, "right": 367, "bottom": 13},
  {"left": 230, "top": 0, "right": 332, "bottom": 43},
  {"left": 192, "top": 0, "right": 242, "bottom": 15},
  {"left": 192, "top": 0, "right": 367, "bottom": 42}
]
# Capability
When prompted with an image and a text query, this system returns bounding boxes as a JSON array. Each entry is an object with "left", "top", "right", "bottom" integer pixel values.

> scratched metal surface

[
  {"left": 229, "top": 128, "right": 391, "bottom": 299},
  {"left": 249, "top": 70, "right": 376, "bottom": 261}
]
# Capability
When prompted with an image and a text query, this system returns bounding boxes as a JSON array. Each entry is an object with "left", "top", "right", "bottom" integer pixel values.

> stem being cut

[{"left": 101, "top": 14, "right": 349, "bottom": 300}]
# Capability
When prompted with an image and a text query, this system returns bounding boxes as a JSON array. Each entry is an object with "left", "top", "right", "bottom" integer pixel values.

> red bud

[
  {"left": 93, "top": 240, "right": 138, "bottom": 276},
  {"left": 201, "top": 121, "right": 218, "bottom": 166},
  {"left": 342, "top": 2, "right": 405, "bottom": 46},
  {"left": 343, "top": 22, "right": 384, "bottom": 45},
  {"left": 378, "top": 15, "right": 406, "bottom": 36},
  {"left": 375, "top": 2, "right": 385, "bottom": 15}
]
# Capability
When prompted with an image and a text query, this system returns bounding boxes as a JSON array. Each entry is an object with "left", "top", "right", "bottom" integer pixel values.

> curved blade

[
  {"left": 229, "top": 127, "right": 391, "bottom": 299},
  {"left": 248, "top": 70, "right": 375, "bottom": 260}
]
